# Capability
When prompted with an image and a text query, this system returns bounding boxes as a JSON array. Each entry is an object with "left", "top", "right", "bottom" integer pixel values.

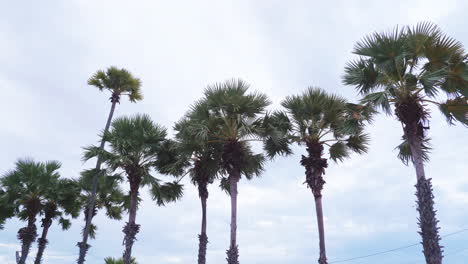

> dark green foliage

[
  {"left": 83, "top": 114, "right": 184, "bottom": 208},
  {"left": 78, "top": 169, "right": 125, "bottom": 239},
  {"left": 343, "top": 22, "right": 468, "bottom": 161},
  {"left": 281, "top": 87, "right": 372, "bottom": 163},
  {"left": 104, "top": 257, "right": 138, "bottom": 264},
  {"left": 0, "top": 159, "right": 80, "bottom": 264}
]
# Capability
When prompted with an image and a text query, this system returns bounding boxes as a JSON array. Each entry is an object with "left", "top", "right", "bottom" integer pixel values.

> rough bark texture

[
  {"left": 415, "top": 178, "right": 442, "bottom": 264},
  {"left": 17, "top": 217, "right": 37, "bottom": 264},
  {"left": 396, "top": 99, "right": 443, "bottom": 264},
  {"left": 198, "top": 234, "right": 208, "bottom": 264},
  {"left": 122, "top": 173, "right": 141, "bottom": 264},
  {"left": 34, "top": 217, "right": 52, "bottom": 264},
  {"left": 78, "top": 96, "right": 118, "bottom": 264},
  {"left": 197, "top": 179, "right": 209, "bottom": 264},
  {"left": 301, "top": 142, "right": 328, "bottom": 264}
]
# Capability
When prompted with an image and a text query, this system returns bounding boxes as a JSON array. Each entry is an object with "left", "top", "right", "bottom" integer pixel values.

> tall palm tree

[
  {"left": 171, "top": 117, "right": 223, "bottom": 264},
  {"left": 83, "top": 114, "right": 183, "bottom": 264},
  {"left": 104, "top": 257, "right": 138, "bottom": 264},
  {"left": 343, "top": 22, "right": 467, "bottom": 264},
  {"left": 0, "top": 159, "right": 62, "bottom": 264},
  {"left": 279, "top": 87, "right": 373, "bottom": 264},
  {"left": 78, "top": 66, "right": 142, "bottom": 264},
  {"left": 34, "top": 179, "right": 81, "bottom": 264},
  {"left": 78, "top": 169, "right": 126, "bottom": 241},
  {"left": 185, "top": 79, "right": 287, "bottom": 264}
]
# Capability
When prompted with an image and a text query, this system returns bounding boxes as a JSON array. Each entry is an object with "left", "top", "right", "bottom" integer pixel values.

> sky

[{"left": 0, "top": 0, "right": 467, "bottom": 263}]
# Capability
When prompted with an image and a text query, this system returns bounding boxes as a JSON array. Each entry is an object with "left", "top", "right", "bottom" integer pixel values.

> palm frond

[
  {"left": 360, "top": 91, "right": 392, "bottom": 115},
  {"left": 438, "top": 97, "right": 468, "bottom": 126},
  {"left": 329, "top": 142, "right": 350, "bottom": 162},
  {"left": 396, "top": 136, "right": 431, "bottom": 165},
  {"left": 150, "top": 181, "right": 184, "bottom": 206}
]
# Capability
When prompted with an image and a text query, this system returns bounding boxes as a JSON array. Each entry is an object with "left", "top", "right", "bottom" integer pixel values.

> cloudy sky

[{"left": 1, "top": 0, "right": 467, "bottom": 263}]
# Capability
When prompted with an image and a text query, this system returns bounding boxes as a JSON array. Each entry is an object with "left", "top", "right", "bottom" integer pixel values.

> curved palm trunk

[
  {"left": 198, "top": 183, "right": 209, "bottom": 264},
  {"left": 34, "top": 218, "right": 52, "bottom": 264},
  {"left": 226, "top": 172, "right": 240, "bottom": 264},
  {"left": 78, "top": 98, "right": 118, "bottom": 264},
  {"left": 406, "top": 126, "right": 442, "bottom": 264},
  {"left": 122, "top": 180, "right": 141, "bottom": 264},
  {"left": 17, "top": 217, "right": 37, "bottom": 264}
]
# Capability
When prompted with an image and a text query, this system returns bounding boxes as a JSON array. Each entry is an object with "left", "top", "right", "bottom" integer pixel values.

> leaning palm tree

[
  {"left": 34, "top": 179, "right": 81, "bottom": 264},
  {"left": 83, "top": 114, "right": 183, "bottom": 264},
  {"left": 104, "top": 257, "right": 137, "bottom": 264},
  {"left": 186, "top": 79, "right": 287, "bottom": 264},
  {"left": 170, "top": 117, "right": 223, "bottom": 264},
  {"left": 278, "top": 87, "right": 373, "bottom": 264},
  {"left": 343, "top": 22, "right": 467, "bottom": 264},
  {"left": 0, "top": 159, "right": 62, "bottom": 264},
  {"left": 78, "top": 66, "right": 142, "bottom": 264},
  {"left": 78, "top": 168, "right": 126, "bottom": 241}
]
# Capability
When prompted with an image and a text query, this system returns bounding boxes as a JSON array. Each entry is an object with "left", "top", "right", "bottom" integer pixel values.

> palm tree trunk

[
  {"left": 226, "top": 172, "right": 239, "bottom": 264},
  {"left": 301, "top": 142, "right": 328, "bottom": 264},
  {"left": 313, "top": 191, "right": 327, "bottom": 264},
  {"left": 34, "top": 218, "right": 52, "bottom": 264},
  {"left": 406, "top": 130, "right": 442, "bottom": 264},
  {"left": 122, "top": 185, "right": 140, "bottom": 264},
  {"left": 198, "top": 186, "right": 208, "bottom": 264},
  {"left": 17, "top": 217, "right": 37, "bottom": 264},
  {"left": 78, "top": 99, "right": 118, "bottom": 264}
]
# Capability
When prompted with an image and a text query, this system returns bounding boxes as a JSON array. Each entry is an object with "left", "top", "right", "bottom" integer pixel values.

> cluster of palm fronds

[{"left": 0, "top": 22, "right": 466, "bottom": 264}]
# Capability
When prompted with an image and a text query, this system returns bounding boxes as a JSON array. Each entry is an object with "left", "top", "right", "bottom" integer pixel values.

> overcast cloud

[{"left": 1, "top": 0, "right": 467, "bottom": 263}]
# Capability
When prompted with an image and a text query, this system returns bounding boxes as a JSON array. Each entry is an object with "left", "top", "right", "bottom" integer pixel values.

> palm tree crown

[
  {"left": 0, "top": 159, "right": 63, "bottom": 264},
  {"left": 84, "top": 114, "right": 183, "bottom": 264},
  {"left": 88, "top": 66, "right": 143, "bottom": 103},
  {"left": 343, "top": 22, "right": 467, "bottom": 146},
  {"left": 280, "top": 87, "right": 372, "bottom": 162}
]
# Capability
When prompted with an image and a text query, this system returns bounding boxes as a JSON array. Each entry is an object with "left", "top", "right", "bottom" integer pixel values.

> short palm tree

[
  {"left": 279, "top": 87, "right": 372, "bottom": 264},
  {"left": 78, "top": 168, "right": 125, "bottom": 240},
  {"left": 0, "top": 187, "right": 15, "bottom": 230},
  {"left": 171, "top": 117, "right": 223, "bottom": 264},
  {"left": 104, "top": 257, "right": 138, "bottom": 264},
  {"left": 186, "top": 79, "right": 287, "bottom": 264},
  {"left": 83, "top": 114, "right": 183, "bottom": 264},
  {"left": 79, "top": 66, "right": 142, "bottom": 264},
  {"left": 0, "top": 159, "right": 62, "bottom": 264},
  {"left": 34, "top": 179, "right": 81, "bottom": 264},
  {"left": 343, "top": 22, "right": 467, "bottom": 264}
]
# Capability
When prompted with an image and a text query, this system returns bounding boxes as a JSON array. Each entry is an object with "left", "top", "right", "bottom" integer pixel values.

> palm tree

[
  {"left": 185, "top": 79, "right": 287, "bottom": 264},
  {"left": 78, "top": 66, "right": 142, "bottom": 264},
  {"left": 279, "top": 87, "right": 373, "bottom": 264},
  {"left": 83, "top": 114, "right": 183, "bottom": 264},
  {"left": 78, "top": 168, "right": 126, "bottom": 241},
  {"left": 171, "top": 117, "right": 223, "bottom": 264},
  {"left": 0, "top": 187, "right": 15, "bottom": 230},
  {"left": 104, "top": 257, "right": 138, "bottom": 264},
  {"left": 342, "top": 22, "right": 467, "bottom": 264},
  {"left": 34, "top": 179, "right": 81, "bottom": 264},
  {"left": 0, "top": 159, "right": 62, "bottom": 264}
]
